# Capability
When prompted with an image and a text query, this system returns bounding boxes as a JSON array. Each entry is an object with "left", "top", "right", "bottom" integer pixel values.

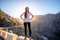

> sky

[{"left": 0, "top": 0, "right": 60, "bottom": 18}]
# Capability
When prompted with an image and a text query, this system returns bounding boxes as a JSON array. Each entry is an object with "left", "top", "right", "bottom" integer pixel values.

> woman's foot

[
  {"left": 29, "top": 37, "right": 32, "bottom": 40},
  {"left": 24, "top": 37, "right": 26, "bottom": 40}
]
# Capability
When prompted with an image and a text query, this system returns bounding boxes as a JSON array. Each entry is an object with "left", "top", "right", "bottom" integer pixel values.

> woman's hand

[
  {"left": 20, "top": 13, "right": 24, "bottom": 20},
  {"left": 30, "top": 13, "right": 34, "bottom": 20},
  {"left": 30, "top": 17, "right": 33, "bottom": 20},
  {"left": 21, "top": 17, "right": 24, "bottom": 20}
]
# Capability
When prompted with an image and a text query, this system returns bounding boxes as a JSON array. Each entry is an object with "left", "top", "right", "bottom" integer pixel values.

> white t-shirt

[{"left": 22, "top": 12, "right": 31, "bottom": 22}]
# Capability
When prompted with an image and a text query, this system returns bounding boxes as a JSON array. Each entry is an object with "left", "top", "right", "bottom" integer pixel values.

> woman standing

[{"left": 20, "top": 7, "right": 34, "bottom": 40}]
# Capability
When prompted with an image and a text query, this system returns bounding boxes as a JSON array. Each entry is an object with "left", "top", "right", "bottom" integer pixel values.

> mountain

[
  {"left": 0, "top": 9, "right": 20, "bottom": 27},
  {"left": 54, "top": 12, "right": 60, "bottom": 40},
  {"left": 31, "top": 12, "right": 60, "bottom": 40}
]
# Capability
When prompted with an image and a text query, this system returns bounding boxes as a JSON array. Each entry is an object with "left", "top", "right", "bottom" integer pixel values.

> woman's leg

[
  {"left": 28, "top": 22, "right": 32, "bottom": 40},
  {"left": 24, "top": 22, "right": 27, "bottom": 40}
]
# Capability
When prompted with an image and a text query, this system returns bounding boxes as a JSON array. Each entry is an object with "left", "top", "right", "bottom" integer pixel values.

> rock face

[
  {"left": 54, "top": 12, "right": 60, "bottom": 40},
  {"left": 31, "top": 12, "right": 60, "bottom": 40},
  {"left": 42, "top": 36, "right": 48, "bottom": 40}
]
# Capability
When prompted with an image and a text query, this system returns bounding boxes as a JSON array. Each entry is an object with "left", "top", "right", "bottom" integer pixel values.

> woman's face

[{"left": 25, "top": 7, "right": 29, "bottom": 12}]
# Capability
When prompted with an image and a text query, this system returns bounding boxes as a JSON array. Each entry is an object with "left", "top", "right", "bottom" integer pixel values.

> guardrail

[
  {"left": 0, "top": 30, "right": 18, "bottom": 40},
  {"left": 0, "top": 30, "right": 33, "bottom": 40}
]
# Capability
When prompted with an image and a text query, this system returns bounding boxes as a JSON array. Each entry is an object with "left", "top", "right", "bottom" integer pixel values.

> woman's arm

[
  {"left": 20, "top": 13, "right": 24, "bottom": 20},
  {"left": 30, "top": 13, "right": 34, "bottom": 20}
]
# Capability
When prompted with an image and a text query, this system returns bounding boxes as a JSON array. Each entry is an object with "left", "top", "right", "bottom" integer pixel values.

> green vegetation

[{"left": 0, "top": 9, "right": 20, "bottom": 27}]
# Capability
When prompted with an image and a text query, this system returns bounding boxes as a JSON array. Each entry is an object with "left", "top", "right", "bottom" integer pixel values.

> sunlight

[
  {"left": 1, "top": 1, "right": 41, "bottom": 18},
  {"left": 15, "top": 3, "right": 39, "bottom": 18}
]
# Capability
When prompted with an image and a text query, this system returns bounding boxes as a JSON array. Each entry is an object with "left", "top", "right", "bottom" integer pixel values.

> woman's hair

[{"left": 24, "top": 7, "right": 29, "bottom": 18}]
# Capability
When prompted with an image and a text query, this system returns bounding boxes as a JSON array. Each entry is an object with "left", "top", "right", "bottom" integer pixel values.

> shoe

[{"left": 29, "top": 37, "right": 32, "bottom": 40}]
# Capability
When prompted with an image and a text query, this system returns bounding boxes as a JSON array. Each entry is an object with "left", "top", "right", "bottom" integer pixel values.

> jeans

[{"left": 24, "top": 22, "right": 31, "bottom": 37}]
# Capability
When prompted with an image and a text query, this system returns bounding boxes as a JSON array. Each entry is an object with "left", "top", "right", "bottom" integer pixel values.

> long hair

[{"left": 24, "top": 7, "right": 29, "bottom": 18}]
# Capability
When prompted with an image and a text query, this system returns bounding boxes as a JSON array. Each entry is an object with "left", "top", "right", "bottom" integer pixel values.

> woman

[{"left": 20, "top": 7, "right": 34, "bottom": 40}]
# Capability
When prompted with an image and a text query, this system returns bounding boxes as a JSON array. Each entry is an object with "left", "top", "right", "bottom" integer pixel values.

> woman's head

[
  {"left": 25, "top": 7, "right": 29, "bottom": 12},
  {"left": 24, "top": 7, "right": 29, "bottom": 18}
]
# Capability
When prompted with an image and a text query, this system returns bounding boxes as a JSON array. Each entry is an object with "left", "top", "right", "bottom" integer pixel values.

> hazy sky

[{"left": 0, "top": 0, "right": 60, "bottom": 18}]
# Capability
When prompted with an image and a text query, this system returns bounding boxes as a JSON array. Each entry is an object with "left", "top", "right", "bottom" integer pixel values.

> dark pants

[{"left": 24, "top": 22, "right": 31, "bottom": 37}]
